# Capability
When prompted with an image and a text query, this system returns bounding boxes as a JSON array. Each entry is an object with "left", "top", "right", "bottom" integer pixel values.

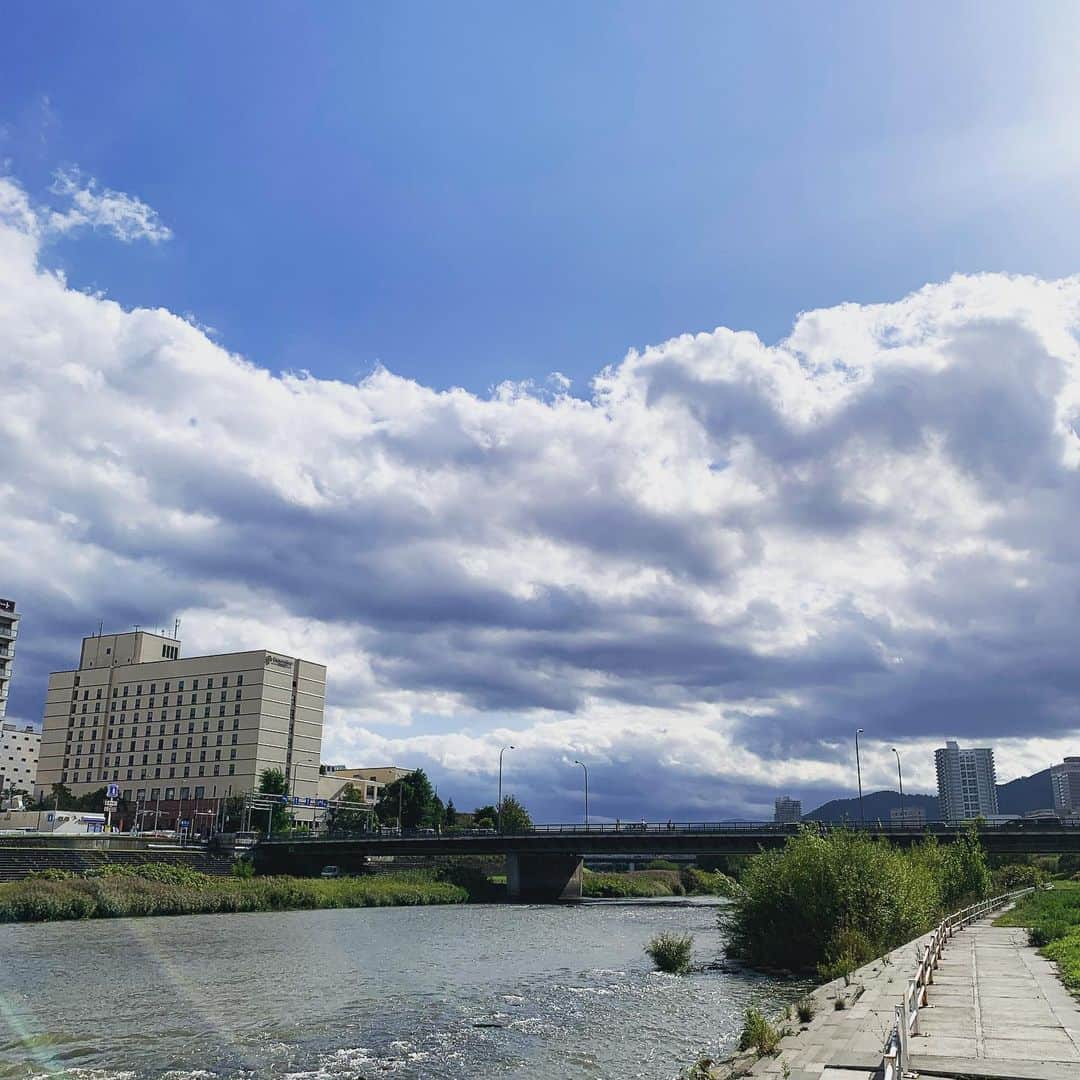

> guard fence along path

[{"left": 735, "top": 888, "right": 1080, "bottom": 1080}]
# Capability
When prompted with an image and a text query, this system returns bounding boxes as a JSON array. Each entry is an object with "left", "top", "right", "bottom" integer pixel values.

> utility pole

[
  {"left": 498, "top": 745, "right": 515, "bottom": 833},
  {"left": 573, "top": 759, "right": 589, "bottom": 828},
  {"left": 855, "top": 729, "right": 865, "bottom": 828},
  {"left": 892, "top": 747, "right": 905, "bottom": 825}
]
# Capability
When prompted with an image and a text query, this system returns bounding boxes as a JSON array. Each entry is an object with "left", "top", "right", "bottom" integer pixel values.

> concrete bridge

[{"left": 254, "top": 819, "right": 1080, "bottom": 901}]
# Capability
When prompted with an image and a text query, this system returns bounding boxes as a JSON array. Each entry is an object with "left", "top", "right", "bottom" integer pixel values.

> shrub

[
  {"left": 795, "top": 997, "right": 816, "bottom": 1023},
  {"left": 646, "top": 932, "right": 694, "bottom": 974},
  {"left": 682, "top": 866, "right": 739, "bottom": 897},
  {"left": 647, "top": 859, "right": 681, "bottom": 871},
  {"left": 997, "top": 863, "right": 1046, "bottom": 890},
  {"left": 738, "top": 1008, "right": 781, "bottom": 1056},
  {"left": 725, "top": 829, "right": 940, "bottom": 971},
  {"left": 231, "top": 858, "right": 255, "bottom": 879},
  {"left": 1029, "top": 925, "right": 1052, "bottom": 947}
]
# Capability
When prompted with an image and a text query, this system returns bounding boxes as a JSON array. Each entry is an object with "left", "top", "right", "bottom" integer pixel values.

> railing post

[{"left": 895, "top": 1004, "right": 908, "bottom": 1073}]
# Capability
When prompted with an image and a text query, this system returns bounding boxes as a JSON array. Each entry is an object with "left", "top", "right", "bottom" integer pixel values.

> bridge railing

[
  {"left": 880, "top": 886, "right": 1036, "bottom": 1080},
  {"left": 259, "top": 818, "right": 1080, "bottom": 843}
]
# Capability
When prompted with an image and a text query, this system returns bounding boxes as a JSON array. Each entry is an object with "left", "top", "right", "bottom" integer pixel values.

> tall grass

[
  {"left": 995, "top": 881, "right": 1080, "bottom": 991},
  {"left": 0, "top": 865, "right": 467, "bottom": 923},
  {"left": 725, "top": 828, "right": 990, "bottom": 973}
]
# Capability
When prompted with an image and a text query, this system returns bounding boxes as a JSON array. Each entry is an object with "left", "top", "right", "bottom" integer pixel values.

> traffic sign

[
  {"left": 106, "top": 783, "right": 120, "bottom": 799},
  {"left": 104, "top": 799, "right": 118, "bottom": 811}
]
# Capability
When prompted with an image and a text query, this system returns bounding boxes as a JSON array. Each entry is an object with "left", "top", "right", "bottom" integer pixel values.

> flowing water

[{"left": 0, "top": 897, "right": 805, "bottom": 1080}]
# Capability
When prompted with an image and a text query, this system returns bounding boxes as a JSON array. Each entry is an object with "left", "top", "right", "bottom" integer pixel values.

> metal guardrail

[{"left": 880, "top": 887, "right": 1035, "bottom": 1080}]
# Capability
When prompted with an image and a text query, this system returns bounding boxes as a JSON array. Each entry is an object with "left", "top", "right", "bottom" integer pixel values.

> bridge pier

[{"left": 506, "top": 852, "right": 583, "bottom": 902}]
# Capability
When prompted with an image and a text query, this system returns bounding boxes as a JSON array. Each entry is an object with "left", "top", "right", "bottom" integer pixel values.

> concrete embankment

[{"left": 712, "top": 915, "right": 1080, "bottom": 1080}]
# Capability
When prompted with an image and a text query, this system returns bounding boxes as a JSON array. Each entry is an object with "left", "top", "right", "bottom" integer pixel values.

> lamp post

[
  {"left": 573, "top": 759, "right": 589, "bottom": 829},
  {"left": 497, "top": 745, "right": 515, "bottom": 833},
  {"left": 892, "top": 747, "right": 905, "bottom": 826},
  {"left": 855, "top": 728, "right": 865, "bottom": 828}
]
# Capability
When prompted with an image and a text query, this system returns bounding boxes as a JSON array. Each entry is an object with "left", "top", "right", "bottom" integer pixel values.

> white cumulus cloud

[{"left": 2, "top": 171, "right": 1079, "bottom": 817}]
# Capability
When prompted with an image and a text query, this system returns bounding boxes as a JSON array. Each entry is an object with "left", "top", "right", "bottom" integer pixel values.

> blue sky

[
  {"left": 5, "top": 2, "right": 1079, "bottom": 394},
  {"left": 5, "top": 3, "right": 1080, "bottom": 819}
]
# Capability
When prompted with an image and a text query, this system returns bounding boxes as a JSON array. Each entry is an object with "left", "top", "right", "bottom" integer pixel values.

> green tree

[
  {"left": 472, "top": 804, "right": 497, "bottom": 829},
  {"left": 258, "top": 768, "right": 290, "bottom": 835},
  {"left": 444, "top": 799, "right": 458, "bottom": 828},
  {"left": 375, "top": 769, "right": 442, "bottom": 829},
  {"left": 940, "top": 824, "right": 992, "bottom": 907},
  {"left": 498, "top": 793, "right": 532, "bottom": 833},
  {"left": 329, "top": 783, "right": 371, "bottom": 834},
  {"left": 221, "top": 795, "right": 246, "bottom": 832}
]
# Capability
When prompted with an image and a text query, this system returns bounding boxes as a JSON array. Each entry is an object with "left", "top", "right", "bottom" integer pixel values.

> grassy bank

[
  {"left": 0, "top": 864, "right": 467, "bottom": 923},
  {"left": 995, "top": 881, "right": 1080, "bottom": 992},
  {"left": 582, "top": 866, "right": 738, "bottom": 899}
]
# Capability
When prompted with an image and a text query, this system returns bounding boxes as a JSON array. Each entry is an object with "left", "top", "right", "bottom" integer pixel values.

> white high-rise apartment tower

[
  {"left": 935, "top": 740, "right": 998, "bottom": 823},
  {"left": 1050, "top": 758, "right": 1080, "bottom": 816},
  {"left": 36, "top": 630, "right": 325, "bottom": 823},
  {"left": 0, "top": 598, "right": 19, "bottom": 721}
]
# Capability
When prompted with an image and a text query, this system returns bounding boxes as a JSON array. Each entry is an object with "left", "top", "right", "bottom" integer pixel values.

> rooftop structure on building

[
  {"left": 773, "top": 795, "right": 802, "bottom": 824},
  {"left": 0, "top": 598, "right": 19, "bottom": 721},
  {"left": 935, "top": 740, "right": 998, "bottom": 823},
  {"left": 1, "top": 722, "right": 40, "bottom": 806},
  {"left": 36, "top": 629, "right": 326, "bottom": 826}
]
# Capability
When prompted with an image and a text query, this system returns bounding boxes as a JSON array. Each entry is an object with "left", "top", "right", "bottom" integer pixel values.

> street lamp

[
  {"left": 855, "top": 729, "right": 865, "bottom": 828},
  {"left": 891, "top": 747, "right": 905, "bottom": 826},
  {"left": 497, "top": 745, "right": 515, "bottom": 833},
  {"left": 573, "top": 759, "right": 589, "bottom": 829}
]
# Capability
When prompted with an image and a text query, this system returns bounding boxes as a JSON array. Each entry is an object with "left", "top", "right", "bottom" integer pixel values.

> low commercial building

[
  {"left": 35, "top": 629, "right": 326, "bottom": 829},
  {"left": 1, "top": 722, "right": 40, "bottom": 805},
  {"left": 890, "top": 806, "right": 927, "bottom": 826},
  {"left": 774, "top": 796, "right": 802, "bottom": 824},
  {"left": 317, "top": 769, "right": 386, "bottom": 806},
  {"left": 0, "top": 809, "right": 106, "bottom": 834}
]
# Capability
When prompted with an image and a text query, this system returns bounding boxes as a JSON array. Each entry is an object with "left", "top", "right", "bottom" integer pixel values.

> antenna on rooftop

[
  {"left": 174, "top": 617, "right": 181, "bottom": 639},
  {"left": 133, "top": 624, "right": 140, "bottom": 633},
  {"left": 97, "top": 620, "right": 103, "bottom": 637}
]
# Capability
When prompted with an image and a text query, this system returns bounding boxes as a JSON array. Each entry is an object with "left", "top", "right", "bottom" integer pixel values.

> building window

[
  {"left": 228, "top": 764, "right": 235, "bottom": 775},
  {"left": 222, "top": 676, "right": 229, "bottom": 688},
  {"left": 165, "top": 787, "right": 175, "bottom": 800},
  {"left": 234, "top": 689, "right": 242, "bottom": 700},
  {"left": 180, "top": 787, "right": 190, "bottom": 800},
  {"left": 193, "top": 679, "right": 199, "bottom": 691},
  {"left": 207, "top": 678, "right": 214, "bottom": 690}
]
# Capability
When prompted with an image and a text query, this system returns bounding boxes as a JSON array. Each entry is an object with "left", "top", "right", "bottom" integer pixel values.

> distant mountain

[
  {"left": 806, "top": 767, "right": 1058, "bottom": 822},
  {"left": 805, "top": 789, "right": 938, "bottom": 823},
  {"left": 996, "top": 768, "right": 1054, "bottom": 815}
]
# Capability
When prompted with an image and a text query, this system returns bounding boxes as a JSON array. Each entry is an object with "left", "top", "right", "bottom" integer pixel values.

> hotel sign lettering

[
  {"left": 264, "top": 653, "right": 292, "bottom": 670},
  {"left": 0, "top": 599, "right": 14, "bottom": 614}
]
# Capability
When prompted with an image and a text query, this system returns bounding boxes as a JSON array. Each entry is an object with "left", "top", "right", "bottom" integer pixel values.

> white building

[
  {"left": 0, "top": 722, "right": 40, "bottom": 805},
  {"left": 35, "top": 630, "right": 326, "bottom": 823},
  {"left": 0, "top": 598, "right": 19, "bottom": 721},
  {"left": 890, "top": 805, "right": 926, "bottom": 826},
  {"left": 774, "top": 795, "right": 802, "bottom": 824},
  {"left": 1050, "top": 757, "right": 1080, "bottom": 816},
  {"left": 935, "top": 740, "right": 998, "bottom": 823}
]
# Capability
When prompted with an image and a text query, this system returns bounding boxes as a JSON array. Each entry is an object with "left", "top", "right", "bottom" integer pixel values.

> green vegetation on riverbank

[
  {"left": 994, "top": 880, "right": 1080, "bottom": 991},
  {"left": 582, "top": 866, "right": 738, "bottom": 899},
  {"left": 0, "top": 863, "right": 467, "bottom": 923},
  {"left": 725, "top": 827, "right": 992, "bottom": 973}
]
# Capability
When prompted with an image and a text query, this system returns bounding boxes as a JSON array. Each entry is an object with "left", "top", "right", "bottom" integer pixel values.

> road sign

[
  {"left": 104, "top": 799, "right": 118, "bottom": 811},
  {"left": 106, "top": 783, "right": 120, "bottom": 799},
  {"left": 180, "top": 819, "right": 190, "bottom": 829}
]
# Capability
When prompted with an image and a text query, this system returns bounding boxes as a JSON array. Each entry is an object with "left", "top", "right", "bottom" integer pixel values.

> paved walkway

[{"left": 730, "top": 914, "right": 1080, "bottom": 1080}]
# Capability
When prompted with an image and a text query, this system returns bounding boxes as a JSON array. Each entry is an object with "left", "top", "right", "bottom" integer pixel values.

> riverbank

[
  {"left": 995, "top": 879, "right": 1080, "bottom": 991},
  {"left": 583, "top": 866, "right": 738, "bottom": 899},
  {"left": 0, "top": 865, "right": 467, "bottom": 922}
]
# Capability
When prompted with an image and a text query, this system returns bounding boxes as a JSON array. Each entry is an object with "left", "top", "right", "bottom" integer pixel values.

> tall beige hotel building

[{"left": 36, "top": 630, "right": 326, "bottom": 815}]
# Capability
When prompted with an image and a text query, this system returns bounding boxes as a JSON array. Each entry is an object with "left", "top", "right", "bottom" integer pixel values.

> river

[{"left": 0, "top": 897, "right": 806, "bottom": 1080}]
